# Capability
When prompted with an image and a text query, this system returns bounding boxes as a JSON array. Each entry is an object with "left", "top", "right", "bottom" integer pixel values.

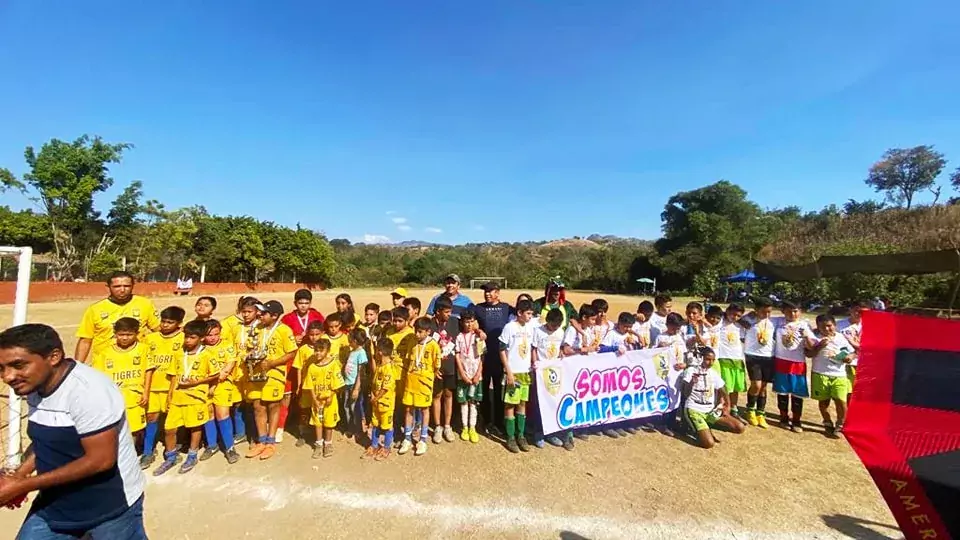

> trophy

[{"left": 245, "top": 325, "right": 268, "bottom": 383}]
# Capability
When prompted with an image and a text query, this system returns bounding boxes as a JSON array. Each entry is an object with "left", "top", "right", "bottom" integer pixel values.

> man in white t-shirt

[
  {"left": 0, "top": 324, "right": 147, "bottom": 539},
  {"left": 680, "top": 347, "right": 745, "bottom": 449}
]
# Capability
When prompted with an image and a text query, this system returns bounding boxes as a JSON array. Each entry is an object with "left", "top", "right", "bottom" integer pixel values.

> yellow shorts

[
  {"left": 402, "top": 388, "right": 433, "bottom": 408},
  {"left": 165, "top": 402, "right": 209, "bottom": 430},
  {"left": 309, "top": 394, "right": 340, "bottom": 429},
  {"left": 371, "top": 408, "right": 393, "bottom": 429},
  {"left": 126, "top": 406, "right": 146, "bottom": 433},
  {"left": 245, "top": 378, "right": 285, "bottom": 403},
  {"left": 147, "top": 391, "right": 168, "bottom": 415},
  {"left": 212, "top": 382, "right": 241, "bottom": 407}
]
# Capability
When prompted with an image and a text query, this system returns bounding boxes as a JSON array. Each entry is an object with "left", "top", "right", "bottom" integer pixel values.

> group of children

[{"left": 86, "top": 288, "right": 864, "bottom": 475}]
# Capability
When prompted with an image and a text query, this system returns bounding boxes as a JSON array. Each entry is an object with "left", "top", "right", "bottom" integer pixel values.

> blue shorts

[{"left": 772, "top": 358, "right": 809, "bottom": 397}]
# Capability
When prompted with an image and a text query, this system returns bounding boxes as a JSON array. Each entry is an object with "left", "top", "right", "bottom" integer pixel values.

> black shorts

[
  {"left": 433, "top": 374, "right": 457, "bottom": 395},
  {"left": 745, "top": 354, "right": 775, "bottom": 384}
]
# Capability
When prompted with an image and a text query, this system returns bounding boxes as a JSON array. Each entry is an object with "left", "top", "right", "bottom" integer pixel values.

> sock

[
  {"left": 217, "top": 418, "right": 234, "bottom": 451},
  {"left": 468, "top": 403, "right": 477, "bottom": 429},
  {"left": 384, "top": 428, "right": 394, "bottom": 448},
  {"left": 791, "top": 396, "right": 804, "bottom": 421},
  {"left": 264, "top": 436, "right": 276, "bottom": 444},
  {"left": 413, "top": 409, "right": 422, "bottom": 427},
  {"left": 277, "top": 402, "right": 290, "bottom": 435},
  {"left": 516, "top": 414, "right": 526, "bottom": 438},
  {"left": 777, "top": 395, "right": 789, "bottom": 416},
  {"left": 505, "top": 417, "right": 516, "bottom": 440},
  {"left": 404, "top": 425, "right": 413, "bottom": 441},
  {"left": 233, "top": 407, "right": 246, "bottom": 439},
  {"left": 746, "top": 394, "right": 758, "bottom": 411},
  {"left": 258, "top": 435, "right": 268, "bottom": 444},
  {"left": 460, "top": 403, "right": 469, "bottom": 428},
  {"left": 203, "top": 420, "right": 218, "bottom": 450},
  {"left": 420, "top": 420, "right": 429, "bottom": 441},
  {"left": 187, "top": 449, "right": 198, "bottom": 460},
  {"left": 756, "top": 394, "right": 767, "bottom": 414},
  {"left": 163, "top": 449, "right": 177, "bottom": 462},
  {"left": 371, "top": 427, "right": 381, "bottom": 449},
  {"left": 144, "top": 421, "right": 159, "bottom": 454}
]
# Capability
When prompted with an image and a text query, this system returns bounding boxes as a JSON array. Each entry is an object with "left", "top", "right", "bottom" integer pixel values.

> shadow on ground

[{"left": 821, "top": 514, "right": 901, "bottom": 540}]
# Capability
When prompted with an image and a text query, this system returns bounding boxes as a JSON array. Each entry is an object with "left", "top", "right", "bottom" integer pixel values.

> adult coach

[
  {"left": 426, "top": 274, "right": 474, "bottom": 318},
  {"left": 74, "top": 271, "right": 159, "bottom": 364},
  {"left": 533, "top": 277, "right": 580, "bottom": 332},
  {"left": 0, "top": 324, "right": 147, "bottom": 539},
  {"left": 472, "top": 281, "right": 515, "bottom": 435}
]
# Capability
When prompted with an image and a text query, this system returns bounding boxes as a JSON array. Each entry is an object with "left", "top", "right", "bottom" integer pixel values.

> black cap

[
  {"left": 481, "top": 281, "right": 500, "bottom": 292},
  {"left": 294, "top": 288, "right": 312, "bottom": 302},
  {"left": 258, "top": 300, "right": 284, "bottom": 316}
]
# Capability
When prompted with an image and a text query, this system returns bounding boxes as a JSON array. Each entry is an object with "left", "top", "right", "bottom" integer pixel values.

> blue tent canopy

[{"left": 722, "top": 269, "right": 767, "bottom": 283}]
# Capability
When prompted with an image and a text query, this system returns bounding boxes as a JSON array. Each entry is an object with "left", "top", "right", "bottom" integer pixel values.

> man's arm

[
  {"left": 74, "top": 338, "right": 93, "bottom": 364},
  {"left": 12, "top": 445, "right": 36, "bottom": 478}
]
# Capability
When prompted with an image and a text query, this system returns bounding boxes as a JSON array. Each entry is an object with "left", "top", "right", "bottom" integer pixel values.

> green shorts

[
  {"left": 456, "top": 381, "right": 484, "bottom": 403},
  {"left": 811, "top": 372, "right": 852, "bottom": 401},
  {"left": 846, "top": 365, "right": 857, "bottom": 386},
  {"left": 503, "top": 372, "right": 531, "bottom": 406},
  {"left": 685, "top": 408, "right": 720, "bottom": 432},
  {"left": 718, "top": 358, "right": 747, "bottom": 393}
]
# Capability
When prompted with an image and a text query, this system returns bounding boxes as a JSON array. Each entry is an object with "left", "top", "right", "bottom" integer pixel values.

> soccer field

[{"left": 0, "top": 288, "right": 900, "bottom": 539}]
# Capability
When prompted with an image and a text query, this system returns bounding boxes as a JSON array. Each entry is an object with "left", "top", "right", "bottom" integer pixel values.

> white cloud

[
  {"left": 424, "top": 227, "right": 443, "bottom": 233},
  {"left": 362, "top": 234, "right": 392, "bottom": 244},
  {"left": 385, "top": 210, "right": 397, "bottom": 215},
  {"left": 397, "top": 225, "right": 412, "bottom": 232},
  {"left": 473, "top": 225, "right": 486, "bottom": 231},
  {"left": 391, "top": 217, "right": 408, "bottom": 224}
]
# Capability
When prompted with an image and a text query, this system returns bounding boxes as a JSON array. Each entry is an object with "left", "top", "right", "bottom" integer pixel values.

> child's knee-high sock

[
  {"left": 420, "top": 419, "right": 429, "bottom": 441},
  {"left": 233, "top": 406, "right": 247, "bottom": 438},
  {"left": 384, "top": 427, "right": 395, "bottom": 448},
  {"left": 371, "top": 427, "right": 381, "bottom": 449},
  {"left": 404, "top": 423, "right": 414, "bottom": 441},
  {"left": 777, "top": 394, "right": 789, "bottom": 416},
  {"left": 746, "top": 393, "right": 758, "bottom": 411},
  {"left": 791, "top": 396, "right": 804, "bottom": 421},
  {"left": 756, "top": 394, "right": 767, "bottom": 413},
  {"left": 516, "top": 414, "right": 527, "bottom": 438},
  {"left": 203, "top": 420, "right": 218, "bottom": 450},
  {"left": 216, "top": 418, "right": 234, "bottom": 451},
  {"left": 460, "top": 403, "right": 469, "bottom": 428},
  {"left": 468, "top": 403, "right": 477, "bottom": 429},
  {"left": 144, "top": 420, "right": 159, "bottom": 455},
  {"left": 505, "top": 417, "right": 516, "bottom": 440}
]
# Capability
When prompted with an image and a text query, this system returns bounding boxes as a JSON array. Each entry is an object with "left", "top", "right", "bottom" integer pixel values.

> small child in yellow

[
  {"left": 365, "top": 338, "right": 398, "bottom": 461},
  {"left": 292, "top": 321, "right": 327, "bottom": 447},
  {"left": 153, "top": 320, "right": 217, "bottom": 476},
  {"left": 90, "top": 317, "right": 148, "bottom": 447},
  {"left": 200, "top": 319, "right": 241, "bottom": 465},
  {"left": 302, "top": 339, "right": 345, "bottom": 458},
  {"left": 140, "top": 306, "right": 186, "bottom": 469},
  {"left": 398, "top": 317, "right": 442, "bottom": 457}
]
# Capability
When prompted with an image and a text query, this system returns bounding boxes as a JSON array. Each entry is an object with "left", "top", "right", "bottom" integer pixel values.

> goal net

[
  {"left": 1, "top": 246, "right": 32, "bottom": 469},
  {"left": 469, "top": 276, "right": 507, "bottom": 289}
]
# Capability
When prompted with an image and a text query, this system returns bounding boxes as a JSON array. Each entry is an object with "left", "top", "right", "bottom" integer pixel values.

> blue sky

[{"left": 2, "top": 1, "right": 959, "bottom": 244}]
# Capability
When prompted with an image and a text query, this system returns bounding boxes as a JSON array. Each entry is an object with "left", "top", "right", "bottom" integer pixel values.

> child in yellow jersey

[
  {"left": 139, "top": 306, "right": 186, "bottom": 469},
  {"left": 245, "top": 300, "right": 298, "bottom": 461},
  {"left": 303, "top": 340, "right": 345, "bottom": 459},
  {"left": 292, "top": 321, "right": 327, "bottom": 447},
  {"left": 221, "top": 296, "right": 250, "bottom": 347},
  {"left": 324, "top": 313, "right": 351, "bottom": 366},
  {"left": 153, "top": 320, "right": 218, "bottom": 476},
  {"left": 398, "top": 317, "right": 442, "bottom": 457},
  {"left": 230, "top": 297, "right": 261, "bottom": 445},
  {"left": 198, "top": 319, "right": 241, "bottom": 465},
  {"left": 90, "top": 317, "right": 148, "bottom": 445},
  {"left": 384, "top": 306, "right": 416, "bottom": 446},
  {"left": 365, "top": 338, "right": 398, "bottom": 461}
]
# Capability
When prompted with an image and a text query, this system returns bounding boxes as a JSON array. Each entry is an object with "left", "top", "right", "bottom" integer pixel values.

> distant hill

[{"left": 345, "top": 235, "right": 652, "bottom": 250}]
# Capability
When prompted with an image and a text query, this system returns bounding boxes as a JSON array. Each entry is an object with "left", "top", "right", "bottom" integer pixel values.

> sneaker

[
  {"left": 233, "top": 433, "right": 247, "bottom": 445},
  {"left": 517, "top": 437, "right": 531, "bottom": 452},
  {"left": 616, "top": 428, "right": 629, "bottom": 436},
  {"left": 225, "top": 448, "right": 240, "bottom": 464},
  {"left": 546, "top": 436, "right": 564, "bottom": 447},
  {"left": 505, "top": 439, "right": 520, "bottom": 453},
  {"left": 398, "top": 438, "right": 413, "bottom": 455},
  {"left": 756, "top": 414, "right": 769, "bottom": 429},
  {"left": 835, "top": 421, "right": 845, "bottom": 435},
  {"left": 562, "top": 438, "right": 575, "bottom": 451},
  {"left": 602, "top": 429, "right": 620, "bottom": 439},
  {"left": 460, "top": 428, "right": 470, "bottom": 441},
  {"left": 152, "top": 455, "right": 179, "bottom": 477},
  {"left": 362, "top": 446, "right": 378, "bottom": 459},
  {"left": 746, "top": 410, "right": 759, "bottom": 427},
  {"left": 245, "top": 443, "right": 265, "bottom": 458},
  {"left": 641, "top": 423, "right": 658, "bottom": 433},
  {"left": 533, "top": 437, "right": 545, "bottom": 449},
  {"left": 199, "top": 446, "right": 219, "bottom": 462},
  {"left": 415, "top": 440, "right": 427, "bottom": 456},
  {"left": 178, "top": 453, "right": 198, "bottom": 474},
  {"left": 294, "top": 436, "right": 306, "bottom": 448},
  {"left": 791, "top": 423, "right": 804, "bottom": 434},
  {"left": 259, "top": 444, "right": 277, "bottom": 460},
  {"left": 275, "top": 428, "right": 284, "bottom": 443},
  {"left": 469, "top": 428, "right": 480, "bottom": 444},
  {"left": 323, "top": 443, "right": 334, "bottom": 458},
  {"left": 375, "top": 448, "right": 391, "bottom": 461},
  {"left": 574, "top": 431, "right": 589, "bottom": 441},
  {"left": 823, "top": 419, "right": 836, "bottom": 436},
  {"left": 432, "top": 428, "right": 443, "bottom": 444},
  {"left": 658, "top": 426, "right": 676, "bottom": 437},
  {"left": 443, "top": 426, "right": 455, "bottom": 442},
  {"left": 139, "top": 452, "right": 156, "bottom": 470},
  {"left": 623, "top": 426, "right": 638, "bottom": 435},
  {"left": 312, "top": 444, "right": 324, "bottom": 459},
  {"left": 779, "top": 413, "right": 790, "bottom": 426}
]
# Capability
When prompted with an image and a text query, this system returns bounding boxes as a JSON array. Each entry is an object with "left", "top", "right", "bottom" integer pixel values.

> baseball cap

[
  {"left": 481, "top": 281, "right": 501, "bottom": 292},
  {"left": 391, "top": 287, "right": 409, "bottom": 298},
  {"left": 256, "top": 300, "right": 284, "bottom": 316},
  {"left": 445, "top": 273, "right": 461, "bottom": 283}
]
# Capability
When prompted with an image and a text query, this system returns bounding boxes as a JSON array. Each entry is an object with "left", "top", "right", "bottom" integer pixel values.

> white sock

[
  {"left": 468, "top": 403, "right": 477, "bottom": 428},
  {"left": 460, "top": 404, "right": 469, "bottom": 428}
]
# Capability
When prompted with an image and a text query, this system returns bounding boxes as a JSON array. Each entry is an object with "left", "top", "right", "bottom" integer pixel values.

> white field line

[{"left": 151, "top": 473, "right": 839, "bottom": 539}]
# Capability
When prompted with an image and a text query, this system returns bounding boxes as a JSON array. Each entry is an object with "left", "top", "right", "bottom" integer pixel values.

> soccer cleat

[
  {"left": 791, "top": 423, "right": 804, "bottom": 434},
  {"left": 432, "top": 429, "right": 443, "bottom": 444},
  {"left": 616, "top": 428, "right": 629, "bottom": 437},
  {"left": 225, "top": 448, "right": 240, "bottom": 464},
  {"left": 233, "top": 433, "right": 247, "bottom": 445},
  {"left": 505, "top": 439, "right": 520, "bottom": 453},
  {"left": 199, "top": 446, "right": 219, "bottom": 462},
  {"left": 623, "top": 426, "right": 638, "bottom": 435},
  {"left": 746, "top": 410, "right": 759, "bottom": 426},
  {"left": 443, "top": 426, "right": 455, "bottom": 442},
  {"left": 641, "top": 423, "right": 658, "bottom": 433},
  {"left": 362, "top": 447, "right": 378, "bottom": 459},
  {"left": 469, "top": 428, "right": 480, "bottom": 444},
  {"left": 398, "top": 438, "right": 413, "bottom": 455},
  {"left": 460, "top": 428, "right": 470, "bottom": 441},
  {"left": 415, "top": 440, "right": 428, "bottom": 456},
  {"left": 312, "top": 444, "right": 324, "bottom": 459},
  {"left": 375, "top": 448, "right": 391, "bottom": 461},
  {"left": 275, "top": 428, "right": 284, "bottom": 443},
  {"left": 602, "top": 429, "right": 620, "bottom": 439},
  {"left": 259, "top": 444, "right": 277, "bottom": 460},
  {"left": 835, "top": 421, "right": 845, "bottom": 435},
  {"left": 574, "top": 431, "right": 589, "bottom": 441},
  {"left": 517, "top": 437, "right": 531, "bottom": 452},
  {"left": 323, "top": 443, "right": 334, "bottom": 458},
  {"left": 178, "top": 453, "right": 198, "bottom": 474},
  {"left": 823, "top": 419, "right": 837, "bottom": 438},
  {"left": 756, "top": 415, "right": 769, "bottom": 429},
  {"left": 562, "top": 438, "right": 575, "bottom": 451},
  {"left": 533, "top": 437, "right": 545, "bottom": 449},
  {"left": 245, "top": 443, "right": 265, "bottom": 458},
  {"left": 152, "top": 456, "right": 178, "bottom": 477},
  {"left": 659, "top": 425, "right": 676, "bottom": 437},
  {"left": 546, "top": 436, "right": 564, "bottom": 447},
  {"left": 138, "top": 452, "right": 156, "bottom": 470}
]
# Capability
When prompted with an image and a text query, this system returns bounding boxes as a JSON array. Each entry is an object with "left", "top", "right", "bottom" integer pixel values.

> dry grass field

[{"left": 0, "top": 288, "right": 900, "bottom": 539}]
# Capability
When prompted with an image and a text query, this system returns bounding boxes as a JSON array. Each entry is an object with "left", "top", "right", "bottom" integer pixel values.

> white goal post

[
  {"left": 1, "top": 246, "right": 32, "bottom": 469},
  {"left": 469, "top": 276, "right": 507, "bottom": 289}
]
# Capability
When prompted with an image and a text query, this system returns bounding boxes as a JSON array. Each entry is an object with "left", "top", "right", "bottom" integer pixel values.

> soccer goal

[
  {"left": 469, "top": 276, "right": 507, "bottom": 289},
  {"left": 1, "top": 246, "right": 32, "bottom": 469}
]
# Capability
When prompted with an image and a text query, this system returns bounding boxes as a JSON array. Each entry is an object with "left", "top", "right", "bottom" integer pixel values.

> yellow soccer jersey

[
  {"left": 143, "top": 331, "right": 184, "bottom": 393},
  {"left": 262, "top": 322, "right": 298, "bottom": 383},
  {"left": 302, "top": 359, "right": 345, "bottom": 400},
  {"left": 372, "top": 361, "right": 398, "bottom": 411},
  {"left": 386, "top": 327, "right": 417, "bottom": 366},
  {"left": 220, "top": 315, "right": 243, "bottom": 345},
  {"left": 167, "top": 348, "right": 215, "bottom": 406},
  {"left": 91, "top": 343, "right": 148, "bottom": 408},
  {"left": 206, "top": 338, "right": 239, "bottom": 381},
  {"left": 404, "top": 339, "right": 442, "bottom": 396},
  {"left": 77, "top": 296, "right": 160, "bottom": 357},
  {"left": 324, "top": 333, "right": 350, "bottom": 366}
]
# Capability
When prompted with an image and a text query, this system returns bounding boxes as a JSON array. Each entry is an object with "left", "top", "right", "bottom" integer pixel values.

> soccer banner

[
  {"left": 535, "top": 348, "right": 682, "bottom": 436},
  {"left": 844, "top": 311, "right": 960, "bottom": 540}
]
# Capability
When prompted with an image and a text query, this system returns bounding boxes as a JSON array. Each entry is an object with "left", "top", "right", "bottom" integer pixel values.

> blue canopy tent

[{"left": 722, "top": 269, "right": 767, "bottom": 283}]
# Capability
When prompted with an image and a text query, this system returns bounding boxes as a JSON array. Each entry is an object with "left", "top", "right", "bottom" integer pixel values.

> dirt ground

[{"left": 0, "top": 288, "right": 901, "bottom": 539}]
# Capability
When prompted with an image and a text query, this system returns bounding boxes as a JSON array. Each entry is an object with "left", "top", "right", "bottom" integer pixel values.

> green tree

[
  {"left": 865, "top": 145, "right": 946, "bottom": 209},
  {"left": 0, "top": 207, "right": 52, "bottom": 251},
  {"left": 0, "top": 168, "right": 24, "bottom": 195},
  {"left": 843, "top": 199, "right": 886, "bottom": 215}
]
